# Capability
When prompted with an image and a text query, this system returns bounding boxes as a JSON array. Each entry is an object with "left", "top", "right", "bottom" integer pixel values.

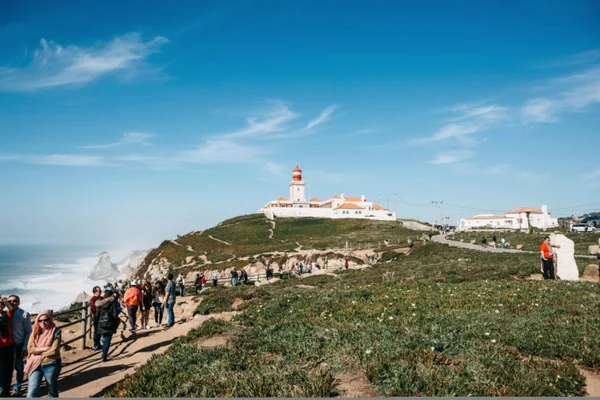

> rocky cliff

[{"left": 88, "top": 252, "right": 120, "bottom": 281}]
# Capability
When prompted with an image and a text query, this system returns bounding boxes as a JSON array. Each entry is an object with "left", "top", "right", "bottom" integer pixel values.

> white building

[
  {"left": 258, "top": 166, "right": 396, "bottom": 221},
  {"left": 458, "top": 205, "right": 559, "bottom": 231}
]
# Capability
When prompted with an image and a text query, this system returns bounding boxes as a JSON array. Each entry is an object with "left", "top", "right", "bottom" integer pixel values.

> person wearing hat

[
  {"left": 124, "top": 281, "right": 142, "bottom": 331},
  {"left": 95, "top": 285, "right": 121, "bottom": 362}
]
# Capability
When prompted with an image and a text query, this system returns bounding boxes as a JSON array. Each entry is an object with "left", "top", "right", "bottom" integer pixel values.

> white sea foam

[{"left": 3, "top": 250, "right": 131, "bottom": 313}]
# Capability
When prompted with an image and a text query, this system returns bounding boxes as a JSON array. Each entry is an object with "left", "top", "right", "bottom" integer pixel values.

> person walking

[
  {"left": 96, "top": 285, "right": 121, "bottom": 362},
  {"left": 152, "top": 281, "right": 165, "bottom": 327},
  {"left": 140, "top": 281, "right": 153, "bottom": 330},
  {"left": 177, "top": 273, "right": 186, "bottom": 297},
  {"left": 124, "top": 281, "right": 142, "bottom": 331},
  {"left": 163, "top": 273, "right": 177, "bottom": 327},
  {"left": 344, "top": 260, "right": 349, "bottom": 270},
  {"left": 230, "top": 270, "right": 238, "bottom": 287},
  {"left": 540, "top": 236, "right": 560, "bottom": 280},
  {"left": 194, "top": 274, "right": 202, "bottom": 294},
  {"left": 25, "top": 311, "right": 62, "bottom": 398},
  {"left": 481, "top": 235, "right": 488, "bottom": 247},
  {"left": 0, "top": 297, "right": 16, "bottom": 398},
  {"left": 90, "top": 286, "right": 102, "bottom": 351},
  {"left": 211, "top": 271, "right": 218, "bottom": 287},
  {"left": 8, "top": 295, "right": 32, "bottom": 396}
]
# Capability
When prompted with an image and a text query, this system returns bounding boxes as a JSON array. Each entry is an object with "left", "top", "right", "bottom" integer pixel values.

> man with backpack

[{"left": 95, "top": 283, "right": 122, "bottom": 362}]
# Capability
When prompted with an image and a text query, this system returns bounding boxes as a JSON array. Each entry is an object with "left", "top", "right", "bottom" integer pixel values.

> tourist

[
  {"left": 374, "top": 254, "right": 378, "bottom": 263},
  {"left": 240, "top": 269, "right": 248, "bottom": 284},
  {"left": 344, "top": 260, "right": 349, "bottom": 269},
  {"left": 312, "top": 260, "right": 317, "bottom": 271},
  {"left": 124, "top": 281, "right": 142, "bottom": 331},
  {"left": 140, "top": 281, "right": 153, "bottom": 330},
  {"left": 540, "top": 236, "right": 561, "bottom": 280},
  {"left": 200, "top": 273, "right": 207, "bottom": 290},
  {"left": 324, "top": 255, "right": 328, "bottom": 269},
  {"left": 163, "top": 273, "right": 177, "bottom": 327},
  {"left": 25, "top": 311, "right": 62, "bottom": 398},
  {"left": 211, "top": 271, "right": 219, "bottom": 287},
  {"left": 96, "top": 285, "right": 122, "bottom": 362},
  {"left": 230, "top": 270, "right": 238, "bottom": 287},
  {"left": 177, "top": 273, "right": 185, "bottom": 297},
  {"left": 8, "top": 295, "right": 32, "bottom": 396},
  {"left": 152, "top": 281, "right": 165, "bottom": 327},
  {"left": 90, "top": 286, "right": 102, "bottom": 350},
  {"left": 481, "top": 235, "right": 487, "bottom": 247},
  {"left": 0, "top": 297, "right": 15, "bottom": 398},
  {"left": 194, "top": 274, "right": 202, "bottom": 294},
  {"left": 338, "top": 261, "right": 343, "bottom": 271},
  {"left": 492, "top": 234, "right": 497, "bottom": 244}
]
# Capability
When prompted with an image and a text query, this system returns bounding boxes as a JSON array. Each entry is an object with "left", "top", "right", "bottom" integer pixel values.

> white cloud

[
  {"left": 417, "top": 103, "right": 508, "bottom": 144},
  {"left": 521, "top": 66, "right": 600, "bottom": 123},
  {"left": 539, "top": 49, "right": 600, "bottom": 69},
  {"left": 429, "top": 151, "right": 474, "bottom": 165},
  {"left": 81, "top": 132, "right": 153, "bottom": 149},
  {"left": 0, "top": 33, "right": 169, "bottom": 91},
  {"left": 483, "top": 164, "right": 510, "bottom": 175},
  {"left": 521, "top": 98, "right": 557, "bottom": 123},
  {"left": 179, "top": 139, "right": 270, "bottom": 163},
  {"left": 223, "top": 102, "right": 299, "bottom": 139},
  {"left": 306, "top": 104, "right": 337, "bottom": 130},
  {"left": 30, "top": 154, "right": 103, "bottom": 166}
]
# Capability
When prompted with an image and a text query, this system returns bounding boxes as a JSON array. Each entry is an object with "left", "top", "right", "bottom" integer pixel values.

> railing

[{"left": 33, "top": 302, "right": 92, "bottom": 351}]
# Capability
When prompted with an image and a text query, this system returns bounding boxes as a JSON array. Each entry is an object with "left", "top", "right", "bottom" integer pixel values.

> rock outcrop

[
  {"left": 118, "top": 250, "right": 151, "bottom": 278},
  {"left": 88, "top": 252, "right": 120, "bottom": 281}
]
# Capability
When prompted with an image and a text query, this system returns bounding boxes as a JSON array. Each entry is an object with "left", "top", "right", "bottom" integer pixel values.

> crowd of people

[
  {"left": 481, "top": 234, "right": 511, "bottom": 248},
  {"left": 0, "top": 271, "right": 182, "bottom": 398}
]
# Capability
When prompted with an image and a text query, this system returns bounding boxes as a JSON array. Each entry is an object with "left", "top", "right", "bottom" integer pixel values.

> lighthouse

[{"left": 289, "top": 165, "right": 306, "bottom": 202}]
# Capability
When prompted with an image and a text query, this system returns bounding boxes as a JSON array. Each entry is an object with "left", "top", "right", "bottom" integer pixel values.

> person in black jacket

[{"left": 95, "top": 285, "right": 121, "bottom": 362}]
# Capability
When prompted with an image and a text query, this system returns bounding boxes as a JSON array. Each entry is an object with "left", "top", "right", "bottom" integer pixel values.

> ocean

[{"left": 0, "top": 244, "right": 130, "bottom": 313}]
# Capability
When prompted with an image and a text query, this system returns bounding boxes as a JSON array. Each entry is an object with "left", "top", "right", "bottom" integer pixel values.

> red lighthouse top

[{"left": 292, "top": 165, "right": 302, "bottom": 181}]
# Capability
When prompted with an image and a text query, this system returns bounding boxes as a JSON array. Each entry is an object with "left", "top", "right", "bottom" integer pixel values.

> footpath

[{"left": 57, "top": 307, "right": 237, "bottom": 397}]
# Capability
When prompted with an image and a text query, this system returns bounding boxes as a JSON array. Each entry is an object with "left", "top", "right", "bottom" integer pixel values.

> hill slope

[{"left": 132, "top": 213, "right": 424, "bottom": 281}]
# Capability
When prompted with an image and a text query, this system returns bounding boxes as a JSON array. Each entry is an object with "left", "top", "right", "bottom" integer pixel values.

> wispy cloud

[
  {"left": 0, "top": 33, "right": 169, "bottom": 92},
  {"left": 265, "top": 162, "right": 286, "bottom": 177},
  {"left": 584, "top": 168, "right": 600, "bottom": 180},
  {"left": 178, "top": 139, "right": 270, "bottom": 164},
  {"left": 520, "top": 98, "right": 557, "bottom": 123},
  {"left": 81, "top": 132, "right": 153, "bottom": 149},
  {"left": 306, "top": 104, "right": 337, "bottom": 130},
  {"left": 429, "top": 151, "right": 474, "bottom": 165},
  {"left": 30, "top": 154, "right": 104, "bottom": 166},
  {"left": 521, "top": 66, "right": 600, "bottom": 123},
  {"left": 416, "top": 103, "right": 508, "bottom": 144},
  {"left": 222, "top": 101, "right": 300, "bottom": 139}
]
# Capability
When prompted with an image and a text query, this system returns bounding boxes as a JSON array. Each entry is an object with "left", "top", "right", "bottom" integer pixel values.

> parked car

[{"left": 571, "top": 223, "right": 594, "bottom": 232}]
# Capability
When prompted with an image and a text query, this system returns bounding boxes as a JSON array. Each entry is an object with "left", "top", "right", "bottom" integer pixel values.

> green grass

[
  {"left": 448, "top": 231, "right": 600, "bottom": 255},
  {"left": 110, "top": 242, "right": 599, "bottom": 397}
]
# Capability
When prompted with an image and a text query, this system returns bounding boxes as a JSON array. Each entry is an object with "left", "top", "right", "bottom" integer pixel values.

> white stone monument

[{"left": 549, "top": 233, "right": 579, "bottom": 281}]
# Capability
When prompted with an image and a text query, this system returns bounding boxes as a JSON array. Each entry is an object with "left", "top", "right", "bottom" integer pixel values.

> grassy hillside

[
  {"left": 111, "top": 243, "right": 599, "bottom": 397},
  {"left": 134, "top": 214, "right": 423, "bottom": 279}
]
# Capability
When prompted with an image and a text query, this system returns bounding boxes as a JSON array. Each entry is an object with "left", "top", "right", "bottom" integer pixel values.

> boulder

[
  {"left": 588, "top": 245, "right": 600, "bottom": 255},
  {"left": 549, "top": 233, "right": 579, "bottom": 281},
  {"left": 583, "top": 264, "right": 599, "bottom": 279}
]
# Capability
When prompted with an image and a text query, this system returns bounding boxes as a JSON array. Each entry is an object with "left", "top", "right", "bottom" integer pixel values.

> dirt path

[
  {"left": 55, "top": 311, "right": 238, "bottom": 398},
  {"left": 267, "top": 220, "right": 275, "bottom": 239},
  {"left": 207, "top": 235, "right": 232, "bottom": 246}
]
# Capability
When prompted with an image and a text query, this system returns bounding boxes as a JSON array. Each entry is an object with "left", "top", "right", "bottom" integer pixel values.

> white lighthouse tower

[{"left": 289, "top": 165, "right": 306, "bottom": 203}]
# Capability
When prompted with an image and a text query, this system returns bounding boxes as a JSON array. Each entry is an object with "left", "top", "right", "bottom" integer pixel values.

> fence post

[
  {"left": 81, "top": 301, "right": 87, "bottom": 350},
  {"left": 88, "top": 303, "right": 92, "bottom": 340}
]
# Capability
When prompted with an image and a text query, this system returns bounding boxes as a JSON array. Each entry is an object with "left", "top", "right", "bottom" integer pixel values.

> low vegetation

[
  {"left": 447, "top": 230, "right": 600, "bottom": 255},
  {"left": 111, "top": 240, "right": 599, "bottom": 397}
]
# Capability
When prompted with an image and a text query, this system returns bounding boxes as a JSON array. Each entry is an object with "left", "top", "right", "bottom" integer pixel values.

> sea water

[{"left": 0, "top": 244, "right": 129, "bottom": 313}]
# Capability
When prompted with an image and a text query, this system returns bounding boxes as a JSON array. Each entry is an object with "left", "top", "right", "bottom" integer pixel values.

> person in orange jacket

[{"left": 123, "top": 281, "right": 142, "bottom": 331}]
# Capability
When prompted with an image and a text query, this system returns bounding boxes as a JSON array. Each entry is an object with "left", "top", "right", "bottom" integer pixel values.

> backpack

[{"left": 98, "top": 300, "right": 118, "bottom": 331}]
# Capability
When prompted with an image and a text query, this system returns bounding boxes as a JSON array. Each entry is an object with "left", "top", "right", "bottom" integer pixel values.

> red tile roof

[
  {"left": 336, "top": 203, "right": 364, "bottom": 210},
  {"left": 505, "top": 207, "right": 543, "bottom": 214}
]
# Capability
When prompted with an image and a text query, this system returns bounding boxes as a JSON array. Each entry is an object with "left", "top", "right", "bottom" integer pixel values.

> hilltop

[{"left": 132, "top": 214, "right": 424, "bottom": 281}]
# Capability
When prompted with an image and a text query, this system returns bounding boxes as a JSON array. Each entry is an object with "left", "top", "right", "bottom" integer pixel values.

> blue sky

[{"left": 0, "top": 0, "right": 599, "bottom": 248}]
